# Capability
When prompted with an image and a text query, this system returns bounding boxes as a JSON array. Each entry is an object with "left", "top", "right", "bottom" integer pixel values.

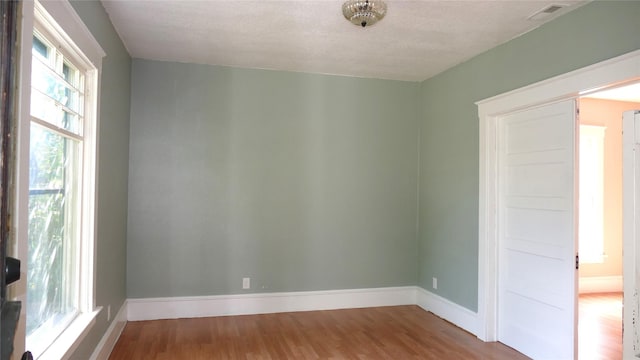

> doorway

[
  {"left": 577, "top": 85, "right": 640, "bottom": 359},
  {"left": 477, "top": 49, "right": 640, "bottom": 359}
]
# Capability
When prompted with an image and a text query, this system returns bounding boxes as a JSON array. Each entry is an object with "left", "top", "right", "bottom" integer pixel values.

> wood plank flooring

[
  {"left": 109, "top": 305, "right": 529, "bottom": 359},
  {"left": 579, "top": 292, "right": 622, "bottom": 360}
]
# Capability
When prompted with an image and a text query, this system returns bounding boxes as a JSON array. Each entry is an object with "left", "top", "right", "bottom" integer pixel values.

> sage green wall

[
  {"left": 67, "top": 1, "right": 131, "bottom": 359},
  {"left": 127, "top": 60, "right": 420, "bottom": 298},
  {"left": 419, "top": 1, "right": 640, "bottom": 311}
]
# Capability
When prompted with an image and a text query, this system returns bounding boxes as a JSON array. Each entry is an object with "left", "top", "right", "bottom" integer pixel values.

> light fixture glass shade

[{"left": 342, "top": 0, "right": 387, "bottom": 28}]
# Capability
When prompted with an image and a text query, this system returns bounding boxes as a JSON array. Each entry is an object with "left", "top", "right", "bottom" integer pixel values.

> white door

[
  {"left": 623, "top": 110, "right": 640, "bottom": 358},
  {"left": 497, "top": 99, "right": 578, "bottom": 360}
]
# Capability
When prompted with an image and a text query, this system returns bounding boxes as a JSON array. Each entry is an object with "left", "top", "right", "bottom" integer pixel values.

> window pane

[
  {"left": 32, "top": 35, "right": 48, "bottom": 59},
  {"left": 578, "top": 125, "right": 605, "bottom": 264},
  {"left": 31, "top": 59, "right": 82, "bottom": 134},
  {"left": 27, "top": 124, "right": 81, "bottom": 341},
  {"left": 30, "top": 90, "right": 81, "bottom": 135},
  {"left": 62, "top": 61, "right": 80, "bottom": 89},
  {"left": 32, "top": 59, "right": 81, "bottom": 111}
]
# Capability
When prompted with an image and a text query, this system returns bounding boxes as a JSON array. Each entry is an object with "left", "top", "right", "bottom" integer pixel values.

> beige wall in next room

[{"left": 578, "top": 97, "right": 640, "bottom": 278}]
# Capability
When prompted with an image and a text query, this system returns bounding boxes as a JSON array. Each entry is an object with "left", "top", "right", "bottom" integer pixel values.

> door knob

[{"left": 5, "top": 257, "right": 20, "bottom": 285}]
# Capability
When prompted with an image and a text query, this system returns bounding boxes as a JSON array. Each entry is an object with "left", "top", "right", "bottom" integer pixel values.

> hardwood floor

[
  {"left": 109, "top": 305, "right": 528, "bottom": 359},
  {"left": 579, "top": 292, "right": 622, "bottom": 360}
]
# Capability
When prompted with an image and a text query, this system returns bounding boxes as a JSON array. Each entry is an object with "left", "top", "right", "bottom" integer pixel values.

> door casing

[
  {"left": 477, "top": 49, "right": 640, "bottom": 358},
  {"left": 622, "top": 110, "right": 640, "bottom": 357}
]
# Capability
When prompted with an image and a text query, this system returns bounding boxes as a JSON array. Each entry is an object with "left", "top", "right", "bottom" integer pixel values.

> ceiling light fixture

[{"left": 342, "top": 0, "right": 387, "bottom": 28}]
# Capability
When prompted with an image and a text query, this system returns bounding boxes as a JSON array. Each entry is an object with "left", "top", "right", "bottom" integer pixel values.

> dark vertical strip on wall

[{"left": 0, "top": 1, "right": 21, "bottom": 359}]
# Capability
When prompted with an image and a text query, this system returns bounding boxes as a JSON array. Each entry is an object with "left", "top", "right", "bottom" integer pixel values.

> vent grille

[
  {"left": 528, "top": 4, "right": 567, "bottom": 21},
  {"left": 542, "top": 5, "right": 563, "bottom": 14}
]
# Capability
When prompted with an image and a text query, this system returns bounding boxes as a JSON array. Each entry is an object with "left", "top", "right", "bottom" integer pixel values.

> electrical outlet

[
  {"left": 432, "top": 277, "right": 438, "bottom": 290},
  {"left": 242, "top": 277, "right": 250, "bottom": 289},
  {"left": 107, "top": 305, "right": 111, "bottom": 321}
]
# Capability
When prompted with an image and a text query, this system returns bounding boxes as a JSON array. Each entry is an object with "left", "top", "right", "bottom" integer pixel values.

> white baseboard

[
  {"left": 127, "top": 286, "right": 417, "bottom": 321},
  {"left": 95, "top": 286, "right": 482, "bottom": 358},
  {"left": 89, "top": 301, "right": 128, "bottom": 360},
  {"left": 579, "top": 275, "right": 623, "bottom": 294},
  {"left": 415, "top": 287, "right": 479, "bottom": 336}
]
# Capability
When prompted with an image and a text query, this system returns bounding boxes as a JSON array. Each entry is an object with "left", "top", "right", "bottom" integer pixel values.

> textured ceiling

[{"left": 101, "top": 0, "right": 588, "bottom": 82}]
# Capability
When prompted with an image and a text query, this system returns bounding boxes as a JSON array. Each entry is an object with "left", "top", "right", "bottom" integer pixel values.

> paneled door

[{"left": 497, "top": 100, "right": 578, "bottom": 359}]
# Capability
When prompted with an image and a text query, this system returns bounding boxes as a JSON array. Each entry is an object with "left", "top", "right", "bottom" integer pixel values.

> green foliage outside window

[
  {"left": 27, "top": 33, "right": 82, "bottom": 336},
  {"left": 27, "top": 125, "right": 69, "bottom": 335}
]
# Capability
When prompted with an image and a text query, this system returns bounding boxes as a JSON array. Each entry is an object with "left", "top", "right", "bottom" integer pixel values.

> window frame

[
  {"left": 14, "top": 0, "right": 105, "bottom": 358},
  {"left": 30, "top": 28, "right": 86, "bottom": 137}
]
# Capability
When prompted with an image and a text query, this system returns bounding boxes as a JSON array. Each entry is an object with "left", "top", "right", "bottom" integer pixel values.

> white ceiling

[
  {"left": 583, "top": 83, "right": 640, "bottom": 103},
  {"left": 101, "top": 0, "right": 588, "bottom": 82}
]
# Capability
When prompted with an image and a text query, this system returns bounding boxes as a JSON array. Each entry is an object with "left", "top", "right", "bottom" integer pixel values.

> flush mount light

[{"left": 342, "top": 0, "right": 387, "bottom": 28}]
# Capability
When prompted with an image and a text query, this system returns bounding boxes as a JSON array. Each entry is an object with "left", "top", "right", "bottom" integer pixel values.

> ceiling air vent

[{"left": 527, "top": 4, "right": 567, "bottom": 21}]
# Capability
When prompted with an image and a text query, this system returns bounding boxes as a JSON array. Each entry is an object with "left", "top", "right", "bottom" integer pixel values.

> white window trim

[
  {"left": 36, "top": 1, "right": 105, "bottom": 69},
  {"left": 14, "top": 0, "right": 105, "bottom": 359}
]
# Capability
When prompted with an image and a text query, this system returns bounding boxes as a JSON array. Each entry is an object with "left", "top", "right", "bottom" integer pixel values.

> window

[
  {"left": 579, "top": 125, "right": 606, "bottom": 264},
  {"left": 25, "top": 2, "right": 101, "bottom": 357}
]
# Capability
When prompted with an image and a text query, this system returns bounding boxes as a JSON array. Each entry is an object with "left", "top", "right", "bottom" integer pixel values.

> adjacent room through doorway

[{"left": 577, "top": 84, "right": 640, "bottom": 359}]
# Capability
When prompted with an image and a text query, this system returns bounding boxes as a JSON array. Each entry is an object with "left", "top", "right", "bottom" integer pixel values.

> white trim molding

[
  {"left": 579, "top": 275, "right": 623, "bottom": 294},
  {"left": 415, "top": 287, "right": 478, "bottom": 336},
  {"left": 95, "top": 286, "right": 483, "bottom": 358},
  {"left": 44, "top": 308, "right": 100, "bottom": 360},
  {"left": 36, "top": 0, "right": 105, "bottom": 68},
  {"left": 127, "top": 286, "right": 417, "bottom": 321},
  {"left": 126, "top": 286, "right": 481, "bottom": 332},
  {"left": 476, "top": 49, "right": 640, "bottom": 343},
  {"left": 90, "top": 302, "right": 128, "bottom": 360}
]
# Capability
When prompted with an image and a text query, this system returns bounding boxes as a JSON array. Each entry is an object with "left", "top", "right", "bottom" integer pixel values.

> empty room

[{"left": 1, "top": 1, "right": 640, "bottom": 359}]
